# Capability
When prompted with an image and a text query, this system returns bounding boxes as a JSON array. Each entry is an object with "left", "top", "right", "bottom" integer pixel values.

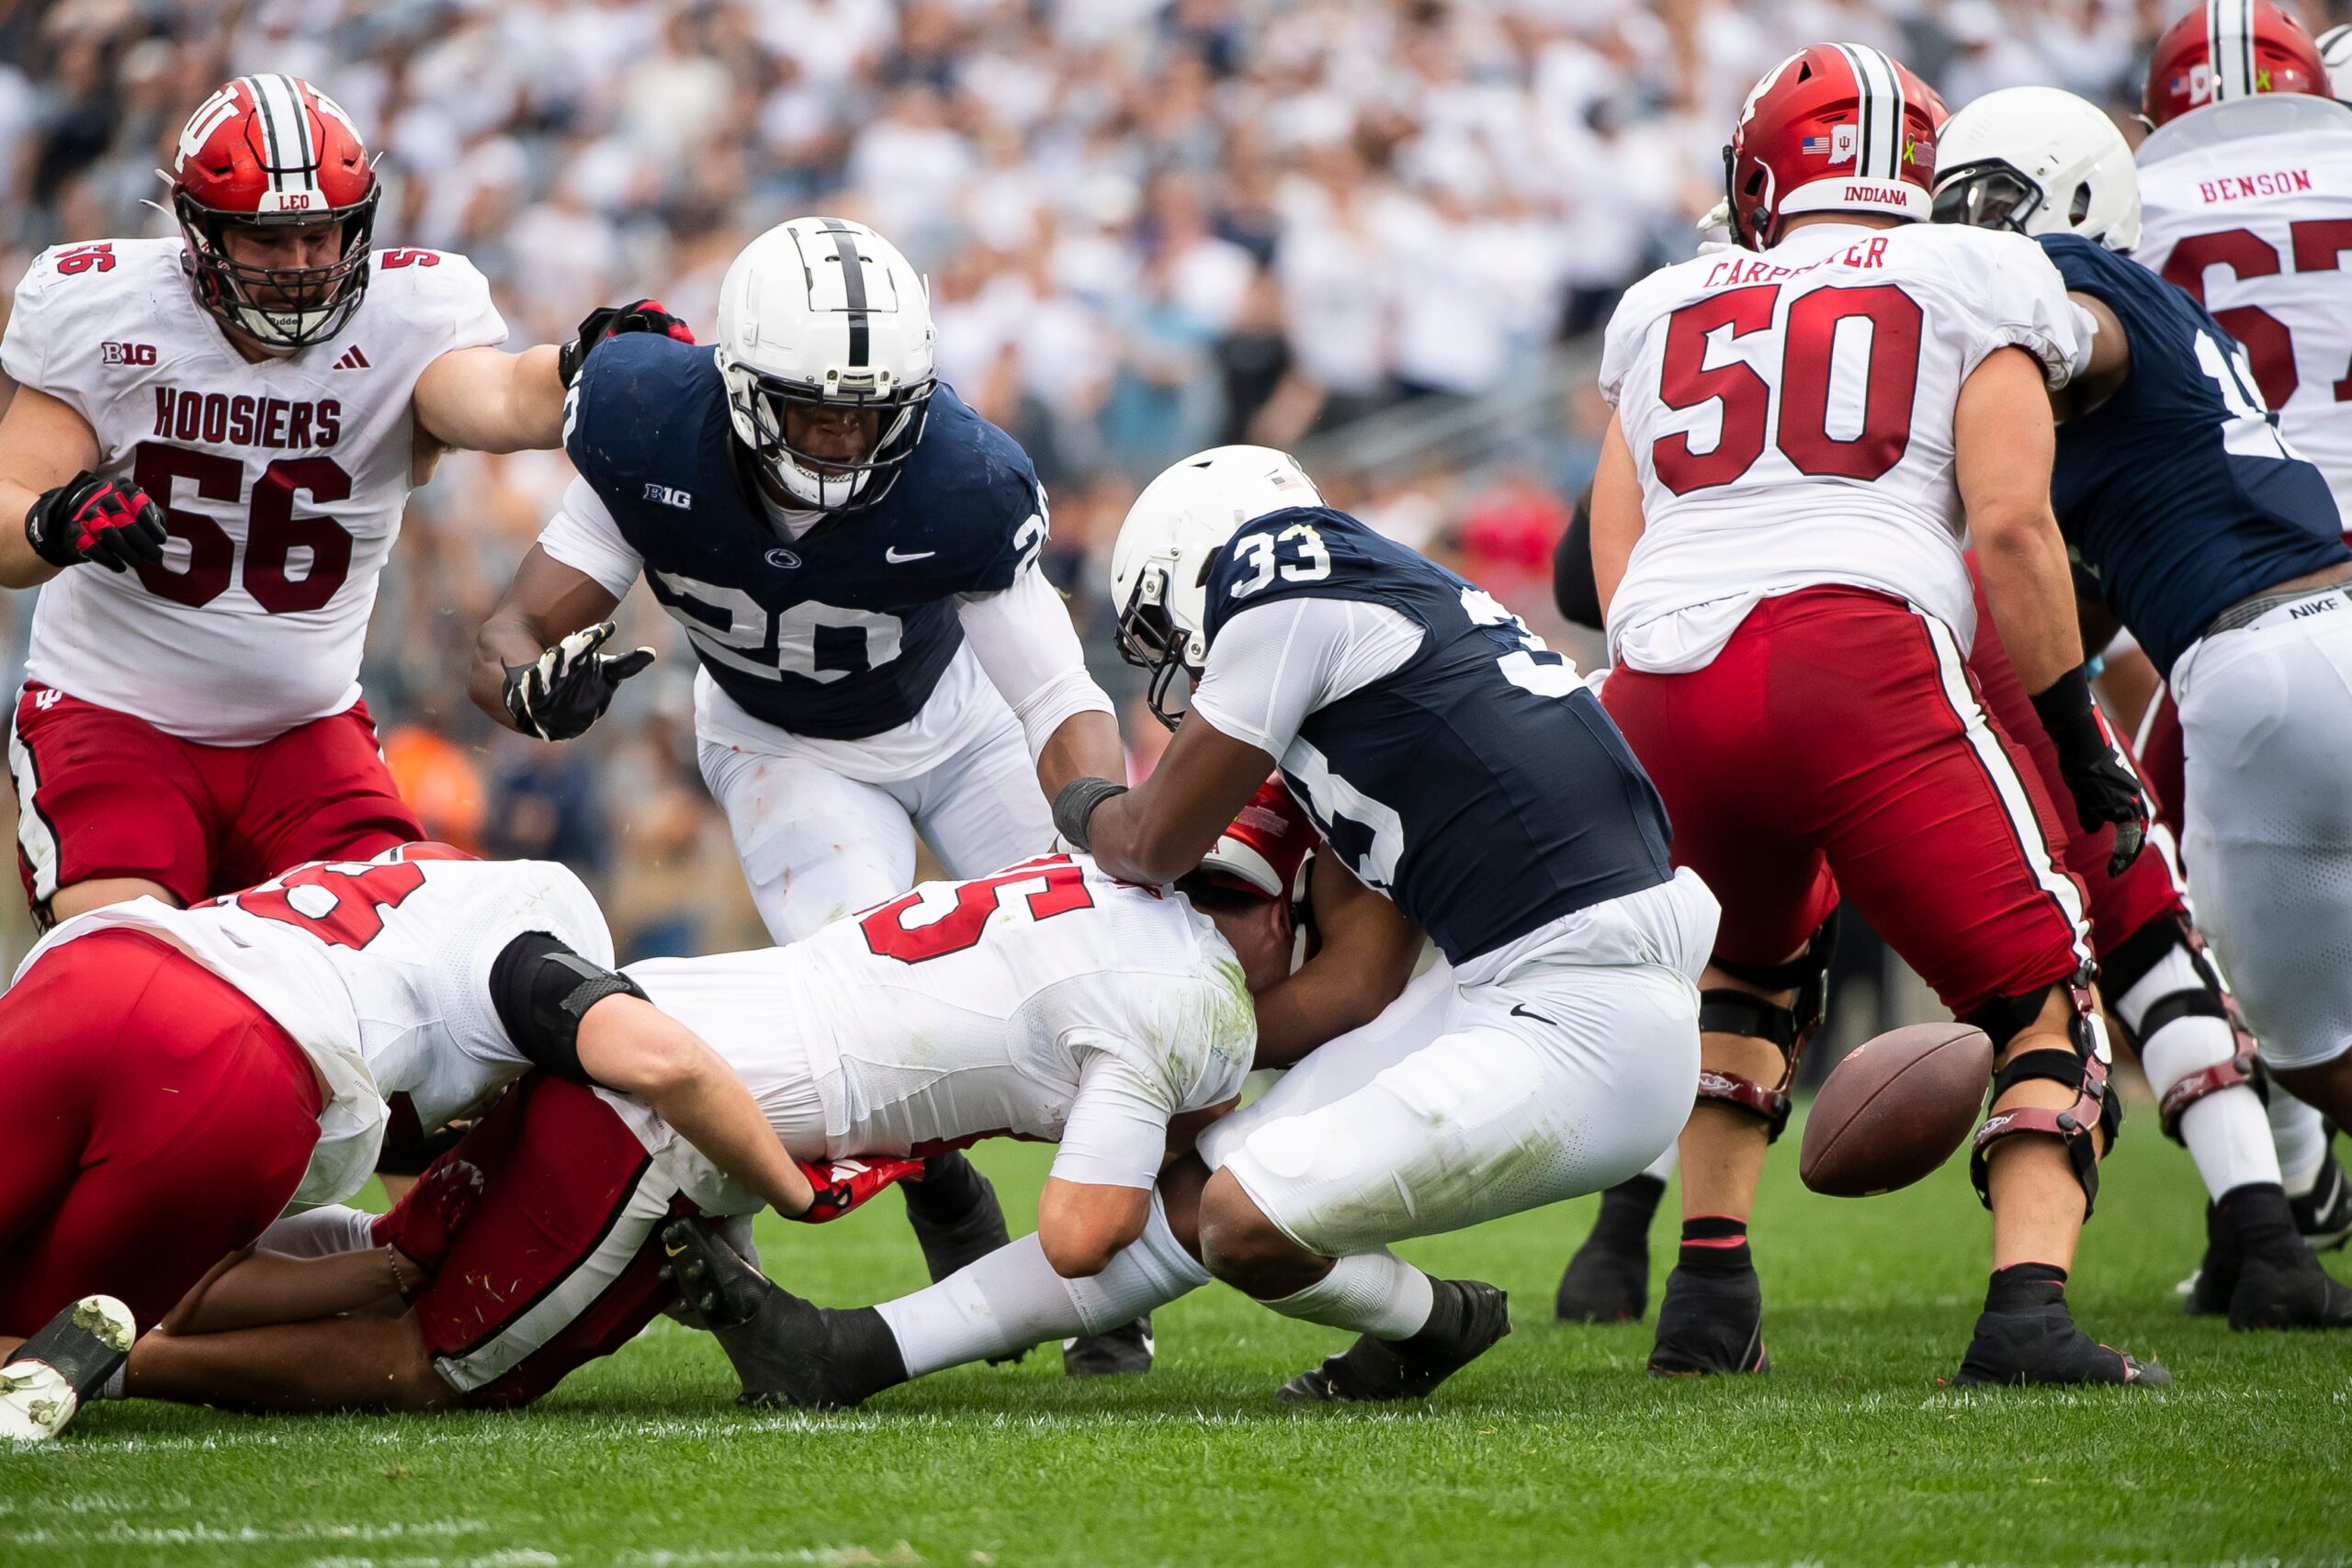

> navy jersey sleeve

[
  {"left": 562, "top": 333, "right": 718, "bottom": 500},
  {"left": 886, "top": 387, "right": 1048, "bottom": 596}
]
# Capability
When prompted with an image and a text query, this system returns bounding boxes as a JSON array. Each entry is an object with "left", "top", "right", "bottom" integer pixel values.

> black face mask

[
  {"left": 1114, "top": 567, "right": 1193, "bottom": 732},
  {"left": 1931, "top": 162, "right": 2043, "bottom": 234}
]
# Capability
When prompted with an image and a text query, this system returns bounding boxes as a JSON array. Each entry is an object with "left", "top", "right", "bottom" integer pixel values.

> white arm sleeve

[
  {"left": 1186, "top": 596, "right": 1422, "bottom": 758},
  {"left": 958, "top": 567, "right": 1115, "bottom": 764},
  {"left": 535, "top": 476, "right": 644, "bottom": 599},
  {"left": 1049, "top": 1043, "right": 1178, "bottom": 1190}
]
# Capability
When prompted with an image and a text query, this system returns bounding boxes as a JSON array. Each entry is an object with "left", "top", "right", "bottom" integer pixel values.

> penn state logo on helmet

[
  {"left": 1723, "top": 43, "right": 1940, "bottom": 251},
  {"left": 169, "top": 73, "right": 380, "bottom": 351},
  {"left": 2143, "top": 0, "right": 2330, "bottom": 127},
  {"left": 714, "top": 218, "right": 939, "bottom": 514}
]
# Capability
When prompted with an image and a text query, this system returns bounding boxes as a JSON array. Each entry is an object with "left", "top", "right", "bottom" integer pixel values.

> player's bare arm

[
  {"left": 1248, "top": 852, "right": 1423, "bottom": 1071},
  {"left": 1588, "top": 412, "right": 1645, "bottom": 618},
  {"left": 573, "top": 993, "right": 818, "bottom": 1219},
  {"left": 468, "top": 544, "right": 639, "bottom": 738},
  {"left": 1070, "top": 716, "right": 1274, "bottom": 886},
  {"left": 1037, "top": 1179, "right": 1151, "bottom": 1279},
  {"left": 411, "top": 342, "right": 567, "bottom": 466},
  {"left": 1960, "top": 344, "right": 2152, "bottom": 871}
]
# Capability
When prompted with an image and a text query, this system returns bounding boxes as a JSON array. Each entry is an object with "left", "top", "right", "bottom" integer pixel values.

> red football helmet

[
  {"left": 1197, "top": 778, "right": 1316, "bottom": 905},
  {"left": 2143, "top": 0, "right": 2329, "bottom": 127},
  {"left": 1724, "top": 43, "right": 1940, "bottom": 251},
  {"left": 170, "top": 73, "right": 379, "bottom": 350}
]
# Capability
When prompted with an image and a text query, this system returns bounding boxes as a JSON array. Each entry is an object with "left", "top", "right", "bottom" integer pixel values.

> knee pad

[
  {"left": 2098, "top": 914, "right": 2267, "bottom": 1144},
  {"left": 1695, "top": 914, "right": 1838, "bottom": 1144},
  {"left": 1964, "top": 974, "right": 2121, "bottom": 1215}
]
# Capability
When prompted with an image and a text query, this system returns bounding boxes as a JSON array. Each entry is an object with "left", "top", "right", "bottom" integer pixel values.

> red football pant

[
  {"left": 10, "top": 684, "right": 423, "bottom": 915},
  {"left": 1963, "top": 558, "right": 2188, "bottom": 953},
  {"left": 408, "top": 1074, "right": 692, "bottom": 1409},
  {"left": 0, "top": 931, "right": 323, "bottom": 1335},
  {"left": 1602, "top": 589, "right": 2089, "bottom": 1017}
]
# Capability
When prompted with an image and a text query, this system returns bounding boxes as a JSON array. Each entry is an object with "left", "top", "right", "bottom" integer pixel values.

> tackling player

[
  {"left": 105, "top": 794, "right": 1418, "bottom": 1415},
  {"left": 0, "top": 74, "right": 666, "bottom": 928},
  {"left": 0, "top": 843, "right": 816, "bottom": 1438},
  {"left": 2131, "top": 0, "right": 2352, "bottom": 1248},
  {"left": 1592, "top": 44, "right": 2163, "bottom": 1386}
]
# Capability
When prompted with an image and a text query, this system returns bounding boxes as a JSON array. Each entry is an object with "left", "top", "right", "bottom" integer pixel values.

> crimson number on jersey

[
  {"left": 2162, "top": 221, "right": 2352, "bottom": 410},
  {"left": 219, "top": 845, "right": 470, "bottom": 950},
  {"left": 859, "top": 857, "right": 1095, "bottom": 963},
  {"left": 1651, "top": 283, "right": 1923, "bottom": 495},
  {"left": 131, "top": 443, "right": 355, "bottom": 612}
]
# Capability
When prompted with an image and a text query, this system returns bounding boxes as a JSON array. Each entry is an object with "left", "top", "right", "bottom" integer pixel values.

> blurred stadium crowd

[{"left": 0, "top": 0, "right": 2329, "bottom": 962}]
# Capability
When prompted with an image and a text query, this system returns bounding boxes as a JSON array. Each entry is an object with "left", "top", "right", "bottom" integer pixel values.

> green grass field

[{"left": 6, "top": 1108, "right": 2348, "bottom": 1568}]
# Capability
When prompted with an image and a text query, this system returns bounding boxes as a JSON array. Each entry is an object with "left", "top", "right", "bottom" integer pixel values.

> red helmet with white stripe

[
  {"left": 1724, "top": 43, "right": 1940, "bottom": 251},
  {"left": 170, "top": 73, "right": 379, "bottom": 350},
  {"left": 2143, "top": 0, "right": 2329, "bottom": 127},
  {"left": 1197, "top": 778, "right": 1316, "bottom": 905}
]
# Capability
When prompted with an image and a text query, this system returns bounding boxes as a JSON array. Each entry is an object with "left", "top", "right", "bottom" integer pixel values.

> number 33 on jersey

[{"left": 1598, "top": 220, "right": 2086, "bottom": 663}]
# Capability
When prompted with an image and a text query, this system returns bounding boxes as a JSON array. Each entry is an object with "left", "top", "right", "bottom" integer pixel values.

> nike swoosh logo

[
  {"left": 664, "top": 1240, "right": 688, "bottom": 1258},
  {"left": 1509, "top": 1003, "right": 1558, "bottom": 1026},
  {"left": 884, "top": 547, "right": 936, "bottom": 563}
]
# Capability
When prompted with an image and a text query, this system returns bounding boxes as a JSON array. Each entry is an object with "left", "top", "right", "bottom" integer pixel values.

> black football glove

[
  {"left": 558, "top": 298, "right": 696, "bottom": 388},
  {"left": 2030, "top": 665, "right": 2153, "bottom": 877},
  {"left": 25, "top": 470, "right": 167, "bottom": 573},
  {"left": 503, "top": 621, "right": 656, "bottom": 741}
]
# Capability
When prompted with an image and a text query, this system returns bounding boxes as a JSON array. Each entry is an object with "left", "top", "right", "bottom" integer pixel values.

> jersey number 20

[{"left": 1651, "top": 283, "right": 1923, "bottom": 495}]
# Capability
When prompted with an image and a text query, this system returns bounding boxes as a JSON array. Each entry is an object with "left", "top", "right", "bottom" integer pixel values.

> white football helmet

[
  {"left": 1111, "top": 446, "right": 1325, "bottom": 728},
  {"left": 714, "top": 217, "right": 937, "bottom": 512},
  {"left": 2322, "top": 24, "right": 2352, "bottom": 103},
  {"left": 1930, "top": 86, "right": 2142, "bottom": 252}
]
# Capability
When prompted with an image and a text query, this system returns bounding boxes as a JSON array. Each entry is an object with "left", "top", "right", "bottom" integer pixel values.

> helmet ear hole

[{"left": 2069, "top": 182, "right": 2092, "bottom": 224}]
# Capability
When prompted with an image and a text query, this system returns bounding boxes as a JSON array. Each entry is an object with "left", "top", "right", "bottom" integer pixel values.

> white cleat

[{"left": 2, "top": 1294, "right": 133, "bottom": 1442}]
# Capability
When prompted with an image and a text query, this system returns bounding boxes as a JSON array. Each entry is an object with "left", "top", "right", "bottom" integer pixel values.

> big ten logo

[{"left": 102, "top": 342, "right": 158, "bottom": 367}]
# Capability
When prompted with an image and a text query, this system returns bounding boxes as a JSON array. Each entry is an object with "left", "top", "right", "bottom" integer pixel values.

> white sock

[
  {"left": 2116, "top": 947, "right": 2281, "bottom": 1199},
  {"left": 2267, "top": 1091, "right": 2329, "bottom": 1198},
  {"left": 1261, "top": 1250, "right": 1435, "bottom": 1340},
  {"left": 1641, "top": 1141, "right": 1680, "bottom": 1184},
  {"left": 874, "top": 1192, "right": 1209, "bottom": 1379},
  {"left": 256, "top": 1203, "right": 379, "bottom": 1258}
]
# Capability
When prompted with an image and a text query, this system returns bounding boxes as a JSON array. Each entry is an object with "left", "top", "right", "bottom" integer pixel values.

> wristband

[{"left": 1051, "top": 777, "right": 1129, "bottom": 852}]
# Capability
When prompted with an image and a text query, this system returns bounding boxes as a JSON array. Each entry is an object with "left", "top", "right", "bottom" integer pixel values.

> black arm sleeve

[
  {"left": 1553, "top": 488, "right": 1602, "bottom": 632},
  {"left": 489, "top": 930, "right": 649, "bottom": 1086}
]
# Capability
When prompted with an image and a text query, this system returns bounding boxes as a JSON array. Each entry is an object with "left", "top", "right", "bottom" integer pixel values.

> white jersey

[
  {"left": 0, "top": 237, "right": 506, "bottom": 743},
  {"left": 2135, "top": 96, "right": 2352, "bottom": 525},
  {"left": 615, "top": 855, "right": 1258, "bottom": 1214},
  {"left": 12, "top": 846, "right": 610, "bottom": 1213},
  {"left": 1600, "top": 220, "right": 2086, "bottom": 672}
]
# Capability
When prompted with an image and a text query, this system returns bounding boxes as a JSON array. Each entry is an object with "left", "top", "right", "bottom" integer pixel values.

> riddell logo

[{"left": 101, "top": 342, "right": 156, "bottom": 367}]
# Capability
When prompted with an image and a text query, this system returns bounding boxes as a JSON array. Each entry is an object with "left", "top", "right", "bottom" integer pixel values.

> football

[{"left": 1799, "top": 1022, "right": 1996, "bottom": 1197}]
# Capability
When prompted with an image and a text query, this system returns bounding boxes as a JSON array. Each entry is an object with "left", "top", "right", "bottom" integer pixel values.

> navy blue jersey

[
  {"left": 2041, "top": 233, "right": 2346, "bottom": 676},
  {"left": 1201, "top": 508, "right": 1674, "bottom": 964},
  {"left": 564, "top": 334, "right": 1046, "bottom": 739}
]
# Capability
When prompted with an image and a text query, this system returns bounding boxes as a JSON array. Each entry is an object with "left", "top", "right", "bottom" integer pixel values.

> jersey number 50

[{"left": 1651, "top": 283, "right": 1923, "bottom": 495}]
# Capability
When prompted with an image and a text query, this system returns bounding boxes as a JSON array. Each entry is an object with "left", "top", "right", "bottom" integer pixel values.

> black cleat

[
  {"left": 659, "top": 1218, "right": 906, "bottom": 1409},
  {"left": 1063, "top": 1314, "right": 1153, "bottom": 1377},
  {"left": 1953, "top": 1303, "right": 2170, "bottom": 1387},
  {"left": 1277, "top": 1280, "right": 1510, "bottom": 1404},
  {"left": 1555, "top": 1232, "right": 1650, "bottom": 1323},
  {"left": 902, "top": 1151, "right": 1014, "bottom": 1282},
  {"left": 2293, "top": 1152, "right": 2352, "bottom": 1253},
  {"left": 2228, "top": 1253, "right": 2352, "bottom": 1330},
  {"left": 1556, "top": 1175, "right": 1664, "bottom": 1323},
  {"left": 1, "top": 1294, "right": 133, "bottom": 1441},
  {"left": 2178, "top": 1201, "right": 2240, "bottom": 1317},
  {"left": 1647, "top": 1261, "right": 1768, "bottom": 1376}
]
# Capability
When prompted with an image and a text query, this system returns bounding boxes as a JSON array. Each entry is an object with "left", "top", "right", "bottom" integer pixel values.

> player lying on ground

[
  {"left": 0, "top": 843, "right": 823, "bottom": 1438},
  {"left": 1588, "top": 42, "right": 2167, "bottom": 1385},
  {"left": 0, "top": 72, "right": 682, "bottom": 930},
  {"left": 465, "top": 215, "right": 1138, "bottom": 1370},
  {"left": 673, "top": 444, "right": 1719, "bottom": 1407},
  {"left": 107, "top": 799, "right": 1415, "bottom": 1413}
]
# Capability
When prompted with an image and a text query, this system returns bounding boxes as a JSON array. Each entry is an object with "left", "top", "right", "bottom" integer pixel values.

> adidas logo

[{"left": 331, "top": 345, "right": 371, "bottom": 370}]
